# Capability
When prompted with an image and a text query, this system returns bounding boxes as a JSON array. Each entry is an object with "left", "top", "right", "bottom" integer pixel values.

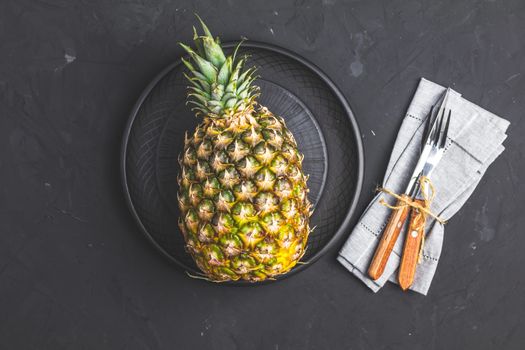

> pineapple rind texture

[
  {"left": 177, "top": 106, "right": 311, "bottom": 281},
  {"left": 177, "top": 17, "right": 311, "bottom": 282}
]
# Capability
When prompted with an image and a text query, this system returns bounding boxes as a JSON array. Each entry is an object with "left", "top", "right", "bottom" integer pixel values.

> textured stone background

[{"left": 1, "top": 0, "right": 524, "bottom": 349}]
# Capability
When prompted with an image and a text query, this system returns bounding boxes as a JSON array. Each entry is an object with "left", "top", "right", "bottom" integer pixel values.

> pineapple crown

[{"left": 180, "top": 16, "right": 259, "bottom": 118}]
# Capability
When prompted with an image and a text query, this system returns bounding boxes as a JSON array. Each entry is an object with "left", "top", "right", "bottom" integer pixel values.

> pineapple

[{"left": 177, "top": 17, "right": 311, "bottom": 282}]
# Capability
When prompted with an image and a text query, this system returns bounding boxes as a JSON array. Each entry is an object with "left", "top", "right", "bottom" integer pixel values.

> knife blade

[{"left": 403, "top": 90, "right": 449, "bottom": 195}]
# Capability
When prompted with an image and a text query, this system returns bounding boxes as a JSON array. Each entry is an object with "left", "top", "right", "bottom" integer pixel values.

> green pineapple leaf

[{"left": 181, "top": 15, "right": 258, "bottom": 117}]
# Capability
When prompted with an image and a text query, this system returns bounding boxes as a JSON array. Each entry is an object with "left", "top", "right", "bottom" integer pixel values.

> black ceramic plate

[{"left": 121, "top": 42, "right": 364, "bottom": 283}]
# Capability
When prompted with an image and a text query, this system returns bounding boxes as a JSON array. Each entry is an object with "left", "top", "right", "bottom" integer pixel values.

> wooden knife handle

[
  {"left": 368, "top": 195, "right": 411, "bottom": 281},
  {"left": 398, "top": 199, "right": 426, "bottom": 291}
]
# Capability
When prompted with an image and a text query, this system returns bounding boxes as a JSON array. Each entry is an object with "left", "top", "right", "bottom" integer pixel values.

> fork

[{"left": 398, "top": 107, "right": 451, "bottom": 291}]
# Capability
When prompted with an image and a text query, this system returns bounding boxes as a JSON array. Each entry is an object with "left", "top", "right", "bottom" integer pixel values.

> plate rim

[{"left": 120, "top": 41, "right": 365, "bottom": 282}]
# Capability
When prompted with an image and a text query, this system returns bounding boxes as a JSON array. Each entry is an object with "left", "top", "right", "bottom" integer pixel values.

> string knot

[{"left": 376, "top": 176, "right": 446, "bottom": 262}]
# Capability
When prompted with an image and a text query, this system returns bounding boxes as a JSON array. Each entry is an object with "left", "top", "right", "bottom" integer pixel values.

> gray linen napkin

[{"left": 337, "top": 78, "right": 510, "bottom": 295}]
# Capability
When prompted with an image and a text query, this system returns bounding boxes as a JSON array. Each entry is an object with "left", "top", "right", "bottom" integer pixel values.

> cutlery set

[{"left": 368, "top": 90, "right": 452, "bottom": 290}]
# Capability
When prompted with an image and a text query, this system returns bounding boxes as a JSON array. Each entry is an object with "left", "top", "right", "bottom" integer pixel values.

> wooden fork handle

[
  {"left": 368, "top": 195, "right": 411, "bottom": 281},
  {"left": 398, "top": 199, "right": 426, "bottom": 291}
]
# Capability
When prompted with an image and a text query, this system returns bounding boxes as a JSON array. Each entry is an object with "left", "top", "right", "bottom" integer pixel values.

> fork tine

[
  {"left": 428, "top": 107, "right": 440, "bottom": 145},
  {"left": 432, "top": 107, "right": 444, "bottom": 146},
  {"left": 439, "top": 110, "right": 451, "bottom": 148},
  {"left": 422, "top": 105, "right": 435, "bottom": 143}
]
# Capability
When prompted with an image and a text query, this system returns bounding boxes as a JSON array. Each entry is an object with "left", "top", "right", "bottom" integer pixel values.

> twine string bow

[{"left": 377, "top": 176, "right": 447, "bottom": 261}]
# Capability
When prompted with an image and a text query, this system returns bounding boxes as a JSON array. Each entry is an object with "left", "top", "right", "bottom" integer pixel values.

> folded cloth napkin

[{"left": 337, "top": 78, "right": 510, "bottom": 295}]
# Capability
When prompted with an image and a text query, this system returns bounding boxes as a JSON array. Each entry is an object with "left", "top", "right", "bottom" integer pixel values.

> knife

[
  {"left": 398, "top": 106, "right": 452, "bottom": 290},
  {"left": 368, "top": 90, "right": 449, "bottom": 281}
]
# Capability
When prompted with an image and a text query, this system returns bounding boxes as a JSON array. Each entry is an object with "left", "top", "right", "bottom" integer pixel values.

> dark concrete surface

[{"left": 1, "top": 0, "right": 524, "bottom": 349}]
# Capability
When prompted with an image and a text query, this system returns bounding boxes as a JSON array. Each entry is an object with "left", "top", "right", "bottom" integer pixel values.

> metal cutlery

[
  {"left": 398, "top": 107, "right": 451, "bottom": 290},
  {"left": 368, "top": 91, "right": 450, "bottom": 281}
]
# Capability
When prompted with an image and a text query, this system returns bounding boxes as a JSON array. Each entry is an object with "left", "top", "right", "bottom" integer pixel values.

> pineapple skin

[
  {"left": 177, "top": 17, "right": 311, "bottom": 281},
  {"left": 177, "top": 105, "right": 311, "bottom": 281}
]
